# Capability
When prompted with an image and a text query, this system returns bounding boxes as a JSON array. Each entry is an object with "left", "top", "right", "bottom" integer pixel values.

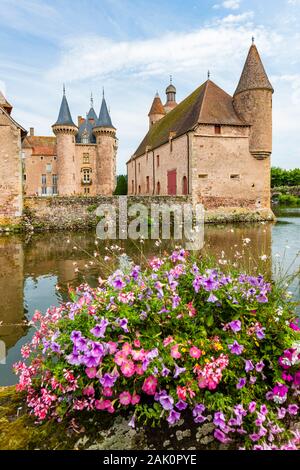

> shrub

[
  {"left": 278, "top": 194, "right": 300, "bottom": 206},
  {"left": 14, "top": 249, "right": 300, "bottom": 450}
]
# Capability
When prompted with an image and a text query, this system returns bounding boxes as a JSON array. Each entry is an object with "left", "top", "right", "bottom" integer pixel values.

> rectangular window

[
  {"left": 42, "top": 186, "right": 47, "bottom": 195},
  {"left": 46, "top": 163, "right": 52, "bottom": 172},
  {"left": 230, "top": 174, "right": 240, "bottom": 180},
  {"left": 41, "top": 174, "right": 46, "bottom": 185},
  {"left": 156, "top": 155, "right": 160, "bottom": 168},
  {"left": 83, "top": 153, "right": 90, "bottom": 164},
  {"left": 132, "top": 180, "right": 134, "bottom": 193},
  {"left": 82, "top": 169, "right": 91, "bottom": 183},
  {"left": 146, "top": 176, "right": 150, "bottom": 193},
  {"left": 84, "top": 187, "right": 90, "bottom": 194},
  {"left": 215, "top": 125, "right": 221, "bottom": 135},
  {"left": 23, "top": 174, "right": 26, "bottom": 181},
  {"left": 198, "top": 174, "right": 208, "bottom": 179}
]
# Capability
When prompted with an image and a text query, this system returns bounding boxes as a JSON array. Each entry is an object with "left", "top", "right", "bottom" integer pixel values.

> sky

[{"left": 0, "top": 0, "right": 299, "bottom": 172}]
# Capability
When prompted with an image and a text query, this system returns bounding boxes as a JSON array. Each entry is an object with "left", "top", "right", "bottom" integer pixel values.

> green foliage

[
  {"left": 278, "top": 194, "right": 300, "bottom": 206},
  {"left": 114, "top": 175, "right": 128, "bottom": 195},
  {"left": 271, "top": 167, "right": 300, "bottom": 188}
]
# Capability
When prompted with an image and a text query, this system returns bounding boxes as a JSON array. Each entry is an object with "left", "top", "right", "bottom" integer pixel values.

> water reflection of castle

[{"left": 0, "top": 225, "right": 273, "bottom": 357}]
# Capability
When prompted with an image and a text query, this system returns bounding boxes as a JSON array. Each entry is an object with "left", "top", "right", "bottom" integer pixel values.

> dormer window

[{"left": 81, "top": 129, "right": 89, "bottom": 144}]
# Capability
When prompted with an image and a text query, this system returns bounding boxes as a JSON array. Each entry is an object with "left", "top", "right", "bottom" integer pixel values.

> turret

[
  {"left": 233, "top": 40, "right": 274, "bottom": 160},
  {"left": 164, "top": 76, "right": 177, "bottom": 113},
  {"left": 52, "top": 85, "right": 78, "bottom": 195},
  {"left": 148, "top": 92, "right": 165, "bottom": 128},
  {"left": 93, "top": 91, "right": 117, "bottom": 195}
]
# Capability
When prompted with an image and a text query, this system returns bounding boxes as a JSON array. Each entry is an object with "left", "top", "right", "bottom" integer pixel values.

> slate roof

[
  {"left": 234, "top": 44, "right": 274, "bottom": 96},
  {"left": 54, "top": 94, "right": 76, "bottom": 127},
  {"left": 87, "top": 106, "right": 98, "bottom": 122},
  {"left": 131, "top": 80, "right": 246, "bottom": 159},
  {"left": 76, "top": 117, "right": 96, "bottom": 144},
  {"left": 96, "top": 97, "right": 115, "bottom": 128}
]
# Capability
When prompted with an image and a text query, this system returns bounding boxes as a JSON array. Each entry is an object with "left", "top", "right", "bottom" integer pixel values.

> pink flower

[
  {"left": 189, "top": 346, "right": 202, "bottom": 359},
  {"left": 122, "top": 342, "right": 132, "bottom": 355},
  {"left": 134, "top": 339, "right": 141, "bottom": 348},
  {"left": 121, "top": 360, "right": 135, "bottom": 377},
  {"left": 102, "top": 387, "right": 113, "bottom": 397},
  {"left": 119, "top": 391, "right": 131, "bottom": 406},
  {"left": 142, "top": 375, "right": 158, "bottom": 395},
  {"left": 171, "top": 344, "right": 181, "bottom": 359},
  {"left": 131, "top": 393, "right": 141, "bottom": 405},
  {"left": 163, "top": 336, "right": 174, "bottom": 347},
  {"left": 83, "top": 385, "right": 95, "bottom": 397},
  {"left": 135, "top": 364, "right": 144, "bottom": 375},
  {"left": 114, "top": 351, "right": 127, "bottom": 366},
  {"left": 107, "top": 341, "right": 118, "bottom": 354},
  {"left": 177, "top": 386, "right": 187, "bottom": 401},
  {"left": 85, "top": 367, "right": 97, "bottom": 379},
  {"left": 95, "top": 399, "right": 114, "bottom": 413}
]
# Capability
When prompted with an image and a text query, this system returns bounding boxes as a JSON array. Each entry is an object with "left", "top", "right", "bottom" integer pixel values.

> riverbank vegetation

[
  {"left": 271, "top": 168, "right": 300, "bottom": 188},
  {"left": 13, "top": 248, "right": 300, "bottom": 450}
]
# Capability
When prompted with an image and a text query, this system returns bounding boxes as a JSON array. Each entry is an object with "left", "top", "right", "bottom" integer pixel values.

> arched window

[
  {"left": 157, "top": 181, "right": 160, "bottom": 195},
  {"left": 138, "top": 185, "right": 141, "bottom": 194},
  {"left": 182, "top": 176, "right": 188, "bottom": 195}
]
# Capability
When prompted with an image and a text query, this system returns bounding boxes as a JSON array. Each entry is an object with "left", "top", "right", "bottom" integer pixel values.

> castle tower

[
  {"left": 93, "top": 92, "right": 117, "bottom": 195},
  {"left": 164, "top": 76, "right": 177, "bottom": 113},
  {"left": 148, "top": 92, "right": 165, "bottom": 128},
  {"left": 233, "top": 40, "right": 274, "bottom": 160},
  {"left": 52, "top": 86, "right": 78, "bottom": 195}
]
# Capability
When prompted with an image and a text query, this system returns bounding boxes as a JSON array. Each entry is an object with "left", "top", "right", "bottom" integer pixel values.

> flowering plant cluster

[{"left": 14, "top": 249, "right": 300, "bottom": 450}]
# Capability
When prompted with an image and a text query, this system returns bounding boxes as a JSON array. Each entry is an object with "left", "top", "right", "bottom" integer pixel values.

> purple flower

[
  {"left": 167, "top": 410, "right": 181, "bottom": 425},
  {"left": 161, "top": 365, "right": 171, "bottom": 377},
  {"left": 83, "top": 353, "right": 101, "bottom": 368},
  {"left": 193, "top": 275, "right": 202, "bottom": 293},
  {"left": 147, "top": 348, "right": 159, "bottom": 360},
  {"left": 214, "top": 429, "right": 230, "bottom": 444},
  {"left": 249, "top": 433, "right": 261, "bottom": 442},
  {"left": 172, "top": 295, "right": 181, "bottom": 309},
  {"left": 260, "top": 404, "right": 268, "bottom": 415},
  {"left": 112, "top": 277, "right": 126, "bottom": 289},
  {"left": 176, "top": 400, "right": 188, "bottom": 411},
  {"left": 237, "top": 377, "right": 247, "bottom": 389},
  {"left": 159, "top": 394, "right": 174, "bottom": 411},
  {"left": 245, "top": 360, "right": 254, "bottom": 372},
  {"left": 256, "top": 327, "right": 266, "bottom": 340},
  {"left": 90, "top": 319, "right": 109, "bottom": 338},
  {"left": 255, "top": 361, "right": 265, "bottom": 373},
  {"left": 50, "top": 342, "right": 61, "bottom": 353},
  {"left": 265, "top": 391, "right": 273, "bottom": 400},
  {"left": 207, "top": 293, "right": 218, "bottom": 303},
  {"left": 117, "top": 318, "right": 129, "bottom": 333},
  {"left": 277, "top": 407, "right": 286, "bottom": 419},
  {"left": 100, "top": 372, "right": 118, "bottom": 388},
  {"left": 70, "top": 330, "right": 82, "bottom": 343},
  {"left": 213, "top": 411, "right": 226, "bottom": 429},
  {"left": 194, "top": 415, "right": 207, "bottom": 424},
  {"left": 66, "top": 349, "right": 82, "bottom": 365},
  {"left": 228, "top": 320, "right": 242, "bottom": 333},
  {"left": 128, "top": 415, "right": 135, "bottom": 428},
  {"left": 173, "top": 364, "right": 186, "bottom": 379},
  {"left": 256, "top": 293, "right": 268, "bottom": 303},
  {"left": 228, "top": 340, "right": 244, "bottom": 355},
  {"left": 250, "top": 376, "right": 257, "bottom": 384},
  {"left": 288, "top": 404, "right": 299, "bottom": 416}
]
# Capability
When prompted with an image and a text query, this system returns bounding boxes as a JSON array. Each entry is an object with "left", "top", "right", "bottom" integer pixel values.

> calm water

[{"left": 0, "top": 208, "right": 299, "bottom": 386}]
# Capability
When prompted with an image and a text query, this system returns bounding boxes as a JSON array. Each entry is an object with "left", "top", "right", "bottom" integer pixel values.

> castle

[
  {"left": 127, "top": 41, "right": 273, "bottom": 214},
  {"left": 22, "top": 89, "right": 117, "bottom": 197}
]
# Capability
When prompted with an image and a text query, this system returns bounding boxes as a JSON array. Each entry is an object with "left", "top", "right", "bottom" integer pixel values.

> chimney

[
  {"left": 29, "top": 127, "right": 34, "bottom": 136},
  {"left": 78, "top": 115, "right": 85, "bottom": 127}
]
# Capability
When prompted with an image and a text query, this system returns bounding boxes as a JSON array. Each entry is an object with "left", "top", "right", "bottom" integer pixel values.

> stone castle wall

[{"left": 0, "top": 109, "right": 23, "bottom": 224}]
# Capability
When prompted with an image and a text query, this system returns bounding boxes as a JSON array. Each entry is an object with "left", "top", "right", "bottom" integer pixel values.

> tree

[
  {"left": 271, "top": 167, "right": 300, "bottom": 188},
  {"left": 114, "top": 175, "right": 128, "bottom": 195}
]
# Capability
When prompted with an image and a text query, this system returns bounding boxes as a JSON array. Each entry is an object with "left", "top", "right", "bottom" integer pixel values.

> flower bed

[{"left": 14, "top": 249, "right": 300, "bottom": 450}]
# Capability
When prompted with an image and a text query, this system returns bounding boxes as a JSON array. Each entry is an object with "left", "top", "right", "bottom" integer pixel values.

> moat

[{"left": 0, "top": 207, "right": 299, "bottom": 386}]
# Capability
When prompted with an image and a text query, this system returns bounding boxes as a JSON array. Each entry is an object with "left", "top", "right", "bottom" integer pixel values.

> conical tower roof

[
  {"left": 87, "top": 93, "right": 98, "bottom": 122},
  {"left": 234, "top": 44, "right": 273, "bottom": 96},
  {"left": 0, "top": 89, "right": 13, "bottom": 115},
  {"left": 148, "top": 93, "right": 166, "bottom": 116},
  {"left": 54, "top": 87, "right": 76, "bottom": 126},
  {"left": 97, "top": 95, "right": 115, "bottom": 128}
]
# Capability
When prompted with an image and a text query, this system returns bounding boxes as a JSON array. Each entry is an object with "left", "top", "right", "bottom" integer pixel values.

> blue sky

[{"left": 0, "top": 0, "right": 299, "bottom": 172}]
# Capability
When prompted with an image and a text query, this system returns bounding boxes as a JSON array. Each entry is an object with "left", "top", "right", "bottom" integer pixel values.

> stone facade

[
  {"left": 0, "top": 97, "right": 26, "bottom": 224},
  {"left": 127, "top": 43, "right": 273, "bottom": 216}
]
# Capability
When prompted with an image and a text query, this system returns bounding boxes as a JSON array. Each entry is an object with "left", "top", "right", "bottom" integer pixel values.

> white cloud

[
  {"left": 213, "top": 0, "right": 241, "bottom": 10},
  {"left": 218, "top": 11, "right": 254, "bottom": 23}
]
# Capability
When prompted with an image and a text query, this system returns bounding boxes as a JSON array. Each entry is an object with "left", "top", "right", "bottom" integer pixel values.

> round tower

[
  {"left": 148, "top": 92, "right": 166, "bottom": 128},
  {"left": 233, "top": 41, "right": 274, "bottom": 160},
  {"left": 93, "top": 92, "right": 117, "bottom": 195},
  {"left": 52, "top": 86, "right": 78, "bottom": 195},
  {"left": 164, "top": 76, "right": 177, "bottom": 113}
]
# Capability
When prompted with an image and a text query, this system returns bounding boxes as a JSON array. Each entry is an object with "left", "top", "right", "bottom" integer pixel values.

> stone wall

[
  {"left": 16, "top": 195, "right": 274, "bottom": 233},
  {"left": 0, "top": 109, "right": 23, "bottom": 225}
]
